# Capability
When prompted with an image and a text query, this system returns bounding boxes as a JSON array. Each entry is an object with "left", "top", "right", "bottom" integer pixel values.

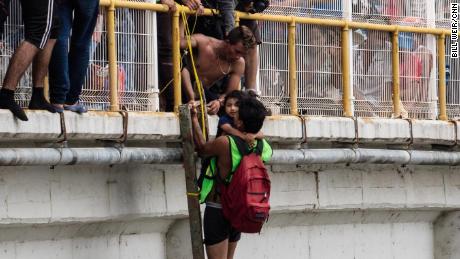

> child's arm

[
  {"left": 221, "top": 123, "right": 261, "bottom": 145},
  {"left": 220, "top": 123, "right": 247, "bottom": 140}
]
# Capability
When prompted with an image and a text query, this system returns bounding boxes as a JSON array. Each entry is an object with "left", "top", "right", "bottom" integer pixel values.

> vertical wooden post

[{"left": 179, "top": 105, "right": 205, "bottom": 259}]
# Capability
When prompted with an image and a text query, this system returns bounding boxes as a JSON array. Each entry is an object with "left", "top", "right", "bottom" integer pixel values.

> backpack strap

[{"left": 230, "top": 135, "right": 264, "bottom": 156}]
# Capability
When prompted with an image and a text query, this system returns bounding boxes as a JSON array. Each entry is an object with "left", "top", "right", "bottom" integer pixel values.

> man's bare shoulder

[
  {"left": 213, "top": 135, "right": 230, "bottom": 149},
  {"left": 230, "top": 57, "right": 245, "bottom": 74},
  {"left": 193, "top": 33, "right": 214, "bottom": 45}
]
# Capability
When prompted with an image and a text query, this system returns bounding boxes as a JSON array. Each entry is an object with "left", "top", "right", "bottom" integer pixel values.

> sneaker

[{"left": 64, "top": 102, "right": 88, "bottom": 114}]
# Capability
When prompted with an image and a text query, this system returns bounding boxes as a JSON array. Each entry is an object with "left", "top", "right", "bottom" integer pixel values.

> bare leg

[
  {"left": 227, "top": 241, "right": 238, "bottom": 259},
  {"left": 2, "top": 41, "right": 39, "bottom": 91},
  {"left": 28, "top": 39, "right": 58, "bottom": 113},
  {"left": 32, "top": 39, "right": 56, "bottom": 88},
  {"left": 206, "top": 239, "right": 229, "bottom": 259},
  {"left": 244, "top": 46, "right": 259, "bottom": 92}
]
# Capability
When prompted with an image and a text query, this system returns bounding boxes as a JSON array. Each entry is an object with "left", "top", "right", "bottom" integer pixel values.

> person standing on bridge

[
  {"left": 48, "top": 0, "right": 100, "bottom": 113},
  {"left": 0, "top": 0, "right": 60, "bottom": 121},
  {"left": 181, "top": 25, "right": 257, "bottom": 115}
]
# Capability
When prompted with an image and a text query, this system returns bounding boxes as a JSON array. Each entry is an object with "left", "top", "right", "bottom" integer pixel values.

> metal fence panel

[
  {"left": 82, "top": 4, "right": 158, "bottom": 111},
  {"left": 297, "top": 24, "right": 343, "bottom": 116}
]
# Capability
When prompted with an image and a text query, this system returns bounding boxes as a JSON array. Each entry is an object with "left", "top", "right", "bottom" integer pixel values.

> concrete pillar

[{"left": 434, "top": 211, "right": 460, "bottom": 259}]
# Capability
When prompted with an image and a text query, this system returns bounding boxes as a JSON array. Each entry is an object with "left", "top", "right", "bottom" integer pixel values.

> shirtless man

[{"left": 181, "top": 25, "right": 257, "bottom": 115}]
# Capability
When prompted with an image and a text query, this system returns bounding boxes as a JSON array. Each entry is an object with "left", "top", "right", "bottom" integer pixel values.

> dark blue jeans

[{"left": 49, "top": 0, "right": 99, "bottom": 105}]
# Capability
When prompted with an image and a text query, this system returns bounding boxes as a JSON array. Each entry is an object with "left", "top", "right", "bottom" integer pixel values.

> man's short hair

[
  {"left": 238, "top": 95, "right": 267, "bottom": 134},
  {"left": 226, "top": 26, "right": 257, "bottom": 50}
]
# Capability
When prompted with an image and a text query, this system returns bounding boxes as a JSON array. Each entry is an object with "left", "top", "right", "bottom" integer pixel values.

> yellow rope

[{"left": 181, "top": 11, "right": 207, "bottom": 138}]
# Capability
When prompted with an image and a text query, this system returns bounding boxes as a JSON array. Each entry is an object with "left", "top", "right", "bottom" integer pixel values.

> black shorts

[
  {"left": 203, "top": 205, "right": 241, "bottom": 246},
  {"left": 20, "top": 0, "right": 59, "bottom": 49}
]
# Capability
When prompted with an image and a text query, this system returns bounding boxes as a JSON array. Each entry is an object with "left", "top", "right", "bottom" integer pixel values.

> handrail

[{"left": 98, "top": 0, "right": 452, "bottom": 119}]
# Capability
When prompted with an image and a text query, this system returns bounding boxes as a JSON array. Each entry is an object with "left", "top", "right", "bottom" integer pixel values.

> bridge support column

[{"left": 434, "top": 211, "right": 460, "bottom": 259}]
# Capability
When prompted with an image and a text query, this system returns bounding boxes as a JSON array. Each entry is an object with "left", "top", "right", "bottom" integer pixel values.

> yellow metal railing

[{"left": 99, "top": 0, "right": 451, "bottom": 120}]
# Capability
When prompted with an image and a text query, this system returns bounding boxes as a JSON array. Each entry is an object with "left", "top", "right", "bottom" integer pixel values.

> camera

[{"left": 236, "top": 0, "right": 270, "bottom": 13}]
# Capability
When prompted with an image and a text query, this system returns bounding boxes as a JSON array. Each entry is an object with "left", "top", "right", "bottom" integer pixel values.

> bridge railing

[{"left": 0, "top": 0, "right": 457, "bottom": 120}]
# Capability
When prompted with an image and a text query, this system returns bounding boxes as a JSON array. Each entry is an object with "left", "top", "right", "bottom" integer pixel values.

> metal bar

[
  {"left": 392, "top": 30, "right": 401, "bottom": 117},
  {"left": 288, "top": 19, "right": 298, "bottom": 115},
  {"left": 172, "top": 10, "right": 182, "bottom": 112},
  {"left": 438, "top": 34, "right": 448, "bottom": 121},
  {"left": 107, "top": 0, "right": 119, "bottom": 111},
  {"left": 178, "top": 105, "right": 205, "bottom": 259},
  {"left": 342, "top": 23, "right": 352, "bottom": 117},
  {"left": 99, "top": 0, "right": 451, "bottom": 35}
]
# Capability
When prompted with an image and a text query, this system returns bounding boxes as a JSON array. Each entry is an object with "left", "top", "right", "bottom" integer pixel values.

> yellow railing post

[
  {"left": 438, "top": 34, "right": 448, "bottom": 121},
  {"left": 391, "top": 30, "right": 401, "bottom": 117},
  {"left": 107, "top": 0, "right": 119, "bottom": 111},
  {"left": 234, "top": 12, "right": 240, "bottom": 27},
  {"left": 341, "top": 23, "right": 352, "bottom": 117},
  {"left": 172, "top": 9, "right": 182, "bottom": 113},
  {"left": 288, "top": 19, "right": 298, "bottom": 115}
]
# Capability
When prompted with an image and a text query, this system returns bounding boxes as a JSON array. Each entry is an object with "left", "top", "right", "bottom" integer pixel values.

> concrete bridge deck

[{"left": 0, "top": 110, "right": 458, "bottom": 259}]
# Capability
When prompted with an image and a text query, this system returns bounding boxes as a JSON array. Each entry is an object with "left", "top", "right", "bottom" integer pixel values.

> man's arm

[
  {"left": 225, "top": 58, "right": 245, "bottom": 95},
  {"left": 191, "top": 108, "right": 228, "bottom": 156},
  {"left": 180, "top": 33, "right": 205, "bottom": 50}
]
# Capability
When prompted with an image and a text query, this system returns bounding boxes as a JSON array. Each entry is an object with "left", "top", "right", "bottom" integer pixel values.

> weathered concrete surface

[
  {"left": 434, "top": 211, "right": 460, "bottom": 259},
  {"left": 64, "top": 111, "right": 123, "bottom": 140},
  {"left": 0, "top": 111, "right": 459, "bottom": 146},
  {"left": 0, "top": 110, "right": 61, "bottom": 141},
  {"left": 0, "top": 111, "right": 459, "bottom": 258},
  {"left": 304, "top": 116, "right": 355, "bottom": 143},
  {"left": 357, "top": 118, "right": 410, "bottom": 144},
  {"left": 0, "top": 163, "right": 457, "bottom": 258},
  {"left": 411, "top": 120, "right": 456, "bottom": 145}
]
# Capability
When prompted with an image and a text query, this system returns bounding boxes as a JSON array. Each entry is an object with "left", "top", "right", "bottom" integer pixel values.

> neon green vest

[{"left": 199, "top": 136, "right": 273, "bottom": 203}]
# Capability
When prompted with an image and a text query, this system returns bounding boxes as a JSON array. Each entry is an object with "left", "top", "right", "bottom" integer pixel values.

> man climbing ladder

[{"left": 180, "top": 93, "right": 272, "bottom": 259}]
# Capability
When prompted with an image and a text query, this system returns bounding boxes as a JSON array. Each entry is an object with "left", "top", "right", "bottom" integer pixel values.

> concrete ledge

[
  {"left": 304, "top": 116, "right": 355, "bottom": 142},
  {"left": 0, "top": 110, "right": 61, "bottom": 141},
  {"left": 127, "top": 112, "right": 180, "bottom": 140},
  {"left": 64, "top": 111, "right": 123, "bottom": 140},
  {"left": 1, "top": 111, "right": 460, "bottom": 146},
  {"left": 262, "top": 115, "right": 303, "bottom": 142},
  {"left": 208, "top": 115, "right": 218, "bottom": 138},
  {"left": 357, "top": 118, "right": 410, "bottom": 144},
  {"left": 411, "top": 120, "right": 456, "bottom": 145}
]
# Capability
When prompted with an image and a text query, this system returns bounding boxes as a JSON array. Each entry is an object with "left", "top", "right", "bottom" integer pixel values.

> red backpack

[{"left": 219, "top": 137, "right": 271, "bottom": 233}]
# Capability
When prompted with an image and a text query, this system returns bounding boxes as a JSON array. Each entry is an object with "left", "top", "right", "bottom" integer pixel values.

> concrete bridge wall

[{"left": 0, "top": 110, "right": 459, "bottom": 259}]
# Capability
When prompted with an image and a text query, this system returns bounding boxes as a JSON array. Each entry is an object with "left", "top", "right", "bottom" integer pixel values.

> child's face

[{"left": 225, "top": 97, "right": 239, "bottom": 118}]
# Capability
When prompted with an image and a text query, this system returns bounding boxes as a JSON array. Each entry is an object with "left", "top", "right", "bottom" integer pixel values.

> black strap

[{"left": 231, "top": 135, "right": 264, "bottom": 156}]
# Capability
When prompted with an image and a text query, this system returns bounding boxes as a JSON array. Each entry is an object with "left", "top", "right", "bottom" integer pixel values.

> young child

[
  {"left": 196, "top": 90, "right": 264, "bottom": 188},
  {"left": 217, "top": 90, "right": 264, "bottom": 145}
]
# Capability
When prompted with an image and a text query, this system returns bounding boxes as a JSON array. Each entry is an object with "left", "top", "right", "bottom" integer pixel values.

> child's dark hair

[{"left": 224, "top": 90, "right": 244, "bottom": 106}]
